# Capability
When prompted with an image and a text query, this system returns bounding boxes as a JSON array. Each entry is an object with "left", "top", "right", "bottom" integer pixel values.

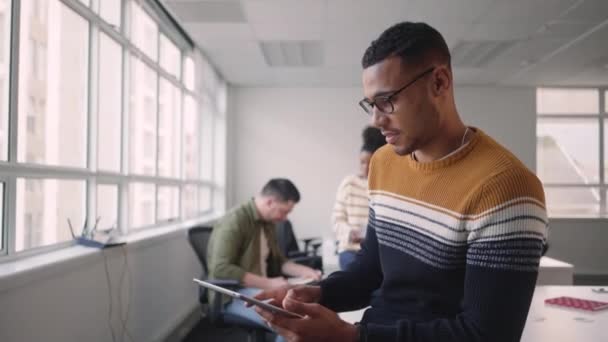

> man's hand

[
  {"left": 281, "top": 261, "right": 323, "bottom": 281},
  {"left": 267, "top": 276, "right": 289, "bottom": 289},
  {"left": 255, "top": 297, "right": 358, "bottom": 342},
  {"left": 299, "top": 268, "right": 322, "bottom": 281},
  {"left": 349, "top": 230, "right": 363, "bottom": 244},
  {"left": 252, "top": 285, "right": 321, "bottom": 308}
]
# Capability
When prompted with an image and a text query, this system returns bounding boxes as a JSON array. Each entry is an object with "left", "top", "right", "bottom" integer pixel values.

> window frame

[
  {"left": 0, "top": 0, "right": 224, "bottom": 261},
  {"left": 536, "top": 86, "right": 608, "bottom": 218}
]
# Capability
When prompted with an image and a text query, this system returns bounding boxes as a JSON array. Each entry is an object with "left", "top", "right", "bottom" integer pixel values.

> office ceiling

[{"left": 164, "top": 0, "right": 608, "bottom": 87}]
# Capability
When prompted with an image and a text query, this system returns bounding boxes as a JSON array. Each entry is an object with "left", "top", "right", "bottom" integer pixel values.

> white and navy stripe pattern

[{"left": 370, "top": 191, "right": 548, "bottom": 272}]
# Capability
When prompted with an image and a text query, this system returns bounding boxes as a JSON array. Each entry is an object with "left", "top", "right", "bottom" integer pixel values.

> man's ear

[
  {"left": 432, "top": 66, "right": 452, "bottom": 96},
  {"left": 264, "top": 197, "right": 274, "bottom": 208}
]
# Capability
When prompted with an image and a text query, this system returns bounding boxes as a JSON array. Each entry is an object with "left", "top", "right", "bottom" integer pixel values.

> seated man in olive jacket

[{"left": 207, "top": 178, "right": 321, "bottom": 331}]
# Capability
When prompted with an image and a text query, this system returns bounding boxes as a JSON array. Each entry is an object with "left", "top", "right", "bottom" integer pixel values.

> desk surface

[
  {"left": 339, "top": 286, "right": 608, "bottom": 341},
  {"left": 522, "top": 286, "right": 608, "bottom": 341},
  {"left": 538, "top": 256, "right": 574, "bottom": 285},
  {"left": 540, "top": 256, "right": 574, "bottom": 268}
]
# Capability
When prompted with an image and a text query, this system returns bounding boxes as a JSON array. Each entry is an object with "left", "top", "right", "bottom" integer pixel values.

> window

[
  {"left": 537, "top": 88, "right": 599, "bottom": 114},
  {"left": 0, "top": 1, "right": 10, "bottom": 161},
  {"left": 182, "top": 184, "right": 198, "bottom": 218},
  {"left": 199, "top": 186, "right": 211, "bottom": 213},
  {"left": 130, "top": 1, "right": 157, "bottom": 61},
  {"left": 98, "top": 33, "right": 122, "bottom": 172},
  {"left": 129, "top": 183, "right": 155, "bottom": 229},
  {"left": 217, "top": 82, "right": 227, "bottom": 116},
  {"left": 15, "top": 178, "right": 86, "bottom": 251},
  {"left": 158, "top": 78, "right": 181, "bottom": 177},
  {"left": 184, "top": 56, "right": 195, "bottom": 91},
  {"left": 18, "top": 1, "right": 89, "bottom": 168},
  {"left": 157, "top": 186, "right": 179, "bottom": 222},
  {"left": 544, "top": 187, "right": 600, "bottom": 217},
  {"left": 129, "top": 56, "right": 157, "bottom": 175},
  {"left": 200, "top": 97, "right": 213, "bottom": 181},
  {"left": 0, "top": 0, "right": 225, "bottom": 258},
  {"left": 536, "top": 87, "right": 607, "bottom": 217},
  {"left": 160, "top": 34, "right": 180, "bottom": 79},
  {"left": 26, "top": 115, "right": 35, "bottom": 133},
  {"left": 183, "top": 95, "right": 199, "bottom": 179},
  {"left": 97, "top": 0, "right": 121, "bottom": 29},
  {"left": 97, "top": 184, "right": 118, "bottom": 231},
  {"left": 605, "top": 120, "right": 608, "bottom": 181},
  {"left": 0, "top": 182, "right": 4, "bottom": 249},
  {"left": 537, "top": 118, "right": 598, "bottom": 183},
  {"left": 214, "top": 115, "right": 226, "bottom": 187}
]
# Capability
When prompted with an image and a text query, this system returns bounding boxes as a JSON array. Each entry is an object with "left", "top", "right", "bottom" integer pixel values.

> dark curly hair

[
  {"left": 362, "top": 22, "right": 451, "bottom": 69},
  {"left": 361, "top": 126, "right": 386, "bottom": 153}
]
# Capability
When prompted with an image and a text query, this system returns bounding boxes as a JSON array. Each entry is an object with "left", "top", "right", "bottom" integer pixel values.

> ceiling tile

[
  {"left": 406, "top": 0, "right": 494, "bottom": 24},
  {"left": 558, "top": 0, "right": 608, "bottom": 24},
  {"left": 185, "top": 23, "right": 255, "bottom": 44},
  {"left": 486, "top": 38, "right": 567, "bottom": 69},
  {"left": 167, "top": 1, "right": 246, "bottom": 23},
  {"left": 243, "top": 0, "right": 326, "bottom": 40},
  {"left": 478, "top": 0, "right": 579, "bottom": 24},
  {"left": 167, "top": 0, "right": 608, "bottom": 87}
]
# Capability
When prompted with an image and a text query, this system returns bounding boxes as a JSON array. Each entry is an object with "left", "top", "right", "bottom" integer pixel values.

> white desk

[
  {"left": 538, "top": 257, "right": 574, "bottom": 285},
  {"left": 339, "top": 286, "right": 608, "bottom": 342},
  {"left": 522, "top": 286, "right": 608, "bottom": 341}
]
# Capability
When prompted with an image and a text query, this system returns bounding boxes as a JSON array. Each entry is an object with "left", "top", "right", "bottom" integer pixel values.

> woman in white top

[{"left": 331, "top": 126, "right": 386, "bottom": 270}]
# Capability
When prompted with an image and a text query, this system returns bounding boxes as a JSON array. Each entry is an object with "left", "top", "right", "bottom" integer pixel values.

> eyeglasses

[{"left": 359, "top": 67, "right": 435, "bottom": 115}]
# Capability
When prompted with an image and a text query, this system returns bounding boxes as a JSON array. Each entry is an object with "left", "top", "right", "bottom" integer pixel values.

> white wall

[
  {"left": 454, "top": 86, "right": 536, "bottom": 170},
  {"left": 0, "top": 230, "right": 201, "bottom": 342},
  {"left": 229, "top": 85, "right": 536, "bottom": 240},
  {"left": 229, "top": 87, "right": 368, "bottom": 240}
]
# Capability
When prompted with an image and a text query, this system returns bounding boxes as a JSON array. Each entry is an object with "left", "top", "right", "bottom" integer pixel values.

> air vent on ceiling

[
  {"left": 260, "top": 41, "right": 324, "bottom": 67},
  {"left": 167, "top": 1, "right": 245, "bottom": 23},
  {"left": 451, "top": 40, "right": 516, "bottom": 68}
]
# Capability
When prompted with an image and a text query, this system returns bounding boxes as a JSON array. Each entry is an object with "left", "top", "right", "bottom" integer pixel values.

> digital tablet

[{"left": 193, "top": 278, "right": 305, "bottom": 319}]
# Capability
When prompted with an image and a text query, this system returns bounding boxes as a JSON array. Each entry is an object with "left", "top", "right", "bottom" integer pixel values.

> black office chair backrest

[
  {"left": 275, "top": 220, "right": 300, "bottom": 256},
  {"left": 188, "top": 226, "right": 214, "bottom": 276}
]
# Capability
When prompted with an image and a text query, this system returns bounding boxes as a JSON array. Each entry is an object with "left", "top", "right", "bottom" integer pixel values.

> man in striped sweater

[{"left": 253, "top": 21, "right": 548, "bottom": 342}]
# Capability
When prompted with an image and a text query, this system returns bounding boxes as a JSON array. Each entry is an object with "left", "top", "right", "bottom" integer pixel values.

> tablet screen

[{"left": 193, "top": 278, "right": 304, "bottom": 319}]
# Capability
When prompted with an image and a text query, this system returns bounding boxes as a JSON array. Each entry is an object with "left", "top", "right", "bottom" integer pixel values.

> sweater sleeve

[
  {"left": 363, "top": 169, "right": 548, "bottom": 342},
  {"left": 319, "top": 212, "right": 383, "bottom": 312}
]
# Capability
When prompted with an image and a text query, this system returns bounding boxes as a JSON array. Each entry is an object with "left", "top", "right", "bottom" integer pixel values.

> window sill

[{"left": 0, "top": 212, "right": 223, "bottom": 292}]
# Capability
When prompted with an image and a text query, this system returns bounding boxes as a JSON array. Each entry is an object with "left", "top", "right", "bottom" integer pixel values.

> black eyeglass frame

[{"left": 359, "top": 66, "right": 436, "bottom": 115}]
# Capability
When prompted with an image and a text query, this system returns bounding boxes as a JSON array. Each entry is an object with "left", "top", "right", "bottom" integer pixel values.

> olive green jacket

[{"left": 206, "top": 199, "right": 287, "bottom": 304}]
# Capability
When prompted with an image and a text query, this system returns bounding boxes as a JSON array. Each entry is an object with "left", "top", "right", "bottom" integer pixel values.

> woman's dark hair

[{"left": 362, "top": 126, "right": 386, "bottom": 153}]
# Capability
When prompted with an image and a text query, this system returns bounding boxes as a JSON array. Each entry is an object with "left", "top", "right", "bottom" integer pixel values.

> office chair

[
  {"left": 275, "top": 220, "right": 323, "bottom": 271},
  {"left": 187, "top": 226, "right": 270, "bottom": 342}
]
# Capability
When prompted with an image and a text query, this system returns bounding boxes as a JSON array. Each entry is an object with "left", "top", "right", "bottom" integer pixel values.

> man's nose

[{"left": 371, "top": 109, "right": 387, "bottom": 128}]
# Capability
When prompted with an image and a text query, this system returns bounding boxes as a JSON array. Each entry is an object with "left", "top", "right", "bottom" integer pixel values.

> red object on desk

[{"left": 545, "top": 296, "right": 608, "bottom": 312}]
